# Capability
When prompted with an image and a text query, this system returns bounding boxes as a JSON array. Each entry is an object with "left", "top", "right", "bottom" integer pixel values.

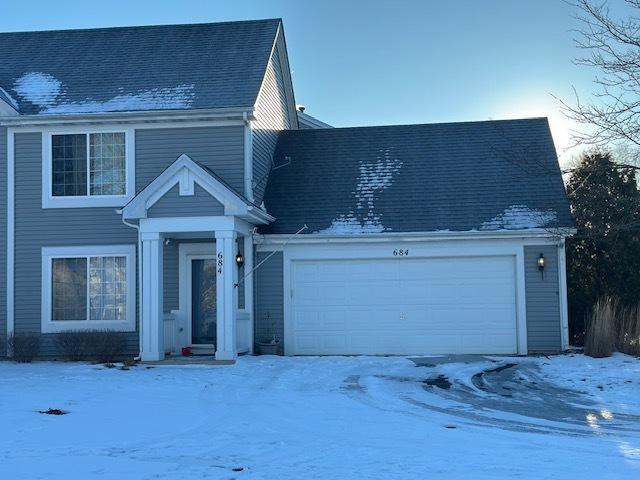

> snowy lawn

[{"left": 1, "top": 354, "right": 639, "bottom": 479}]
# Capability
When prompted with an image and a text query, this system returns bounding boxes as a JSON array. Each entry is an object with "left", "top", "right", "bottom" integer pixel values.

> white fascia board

[
  {"left": 139, "top": 216, "right": 250, "bottom": 236},
  {"left": 256, "top": 228, "right": 576, "bottom": 245},
  {"left": 0, "top": 106, "right": 256, "bottom": 128},
  {"left": 246, "top": 206, "right": 275, "bottom": 225}
]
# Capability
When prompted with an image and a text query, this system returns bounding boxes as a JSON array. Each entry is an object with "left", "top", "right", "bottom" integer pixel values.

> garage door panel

[
  {"left": 290, "top": 256, "right": 518, "bottom": 355},
  {"left": 350, "top": 282, "right": 400, "bottom": 304}
]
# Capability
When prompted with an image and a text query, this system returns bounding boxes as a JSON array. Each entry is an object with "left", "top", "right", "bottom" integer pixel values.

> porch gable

[{"left": 122, "top": 153, "right": 273, "bottom": 224}]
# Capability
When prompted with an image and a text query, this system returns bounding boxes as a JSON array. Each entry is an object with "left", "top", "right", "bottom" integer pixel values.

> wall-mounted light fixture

[
  {"left": 537, "top": 253, "right": 545, "bottom": 279},
  {"left": 235, "top": 251, "right": 245, "bottom": 268}
]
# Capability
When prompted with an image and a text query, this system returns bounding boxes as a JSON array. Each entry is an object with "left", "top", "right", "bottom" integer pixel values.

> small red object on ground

[{"left": 181, "top": 346, "right": 192, "bottom": 356}]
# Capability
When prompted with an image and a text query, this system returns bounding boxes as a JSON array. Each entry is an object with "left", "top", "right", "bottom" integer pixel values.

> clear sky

[{"left": 0, "top": 0, "right": 616, "bottom": 165}]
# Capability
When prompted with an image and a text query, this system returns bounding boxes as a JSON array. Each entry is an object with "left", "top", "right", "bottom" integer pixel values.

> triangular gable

[
  {"left": 0, "top": 86, "right": 19, "bottom": 116},
  {"left": 122, "top": 154, "right": 272, "bottom": 223},
  {"left": 255, "top": 22, "right": 298, "bottom": 129}
]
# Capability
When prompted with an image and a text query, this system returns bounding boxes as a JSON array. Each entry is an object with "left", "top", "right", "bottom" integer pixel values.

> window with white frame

[
  {"left": 43, "top": 129, "right": 134, "bottom": 208},
  {"left": 42, "top": 245, "right": 136, "bottom": 333}
]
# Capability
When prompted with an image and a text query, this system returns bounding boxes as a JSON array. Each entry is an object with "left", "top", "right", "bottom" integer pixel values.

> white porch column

[
  {"left": 215, "top": 230, "right": 238, "bottom": 360},
  {"left": 243, "top": 234, "right": 255, "bottom": 354},
  {"left": 141, "top": 231, "right": 164, "bottom": 361}
]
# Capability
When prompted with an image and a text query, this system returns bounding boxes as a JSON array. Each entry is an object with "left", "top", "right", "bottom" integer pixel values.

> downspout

[{"left": 120, "top": 215, "right": 143, "bottom": 361}]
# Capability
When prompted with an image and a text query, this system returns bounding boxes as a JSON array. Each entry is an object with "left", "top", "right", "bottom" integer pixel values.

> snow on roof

[
  {"left": 12, "top": 72, "right": 195, "bottom": 114},
  {"left": 315, "top": 147, "right": 402, "bottom": 234},
  {"left": 480, "top": 205, "right": 558, "bottom": 231}
]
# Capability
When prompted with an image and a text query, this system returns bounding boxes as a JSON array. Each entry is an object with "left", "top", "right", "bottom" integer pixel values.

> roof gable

[
  {"left": 0, "top": 19, "right": 281, "bottom": 115},
  {"left": 0, "top": 87, "right": 19, "bottom": 115},
  {"left": 147, "top": 184, "right": 225, "bottom": 218},
  {"left": 262, "top": 118, "right": 574, "bottom": 235},
  {"left": 122, "top": 154, "right": 271, "bottom": 224}
]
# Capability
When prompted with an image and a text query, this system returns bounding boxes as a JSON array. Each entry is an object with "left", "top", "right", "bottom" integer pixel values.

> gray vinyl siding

[
  {"left": 252, "top": 32, "right": 294, "bottom": 203},
  {"left": 525, "top": 245, "right": 562, "bottom": 353},
  {"left": 0, "top": 128, "right": 6, "bottom": 356},
  {"left": 135, "top": 126, "right": 245, "bottom": 196},
  {"left": 254, "top": 251, "right": 283, "bottom": 352},
  {"left": 148, "top": 184, "right": 224, "bottom": 218},
  {"left": 14, "top": 132, "right": 139, "bottom": 356}
]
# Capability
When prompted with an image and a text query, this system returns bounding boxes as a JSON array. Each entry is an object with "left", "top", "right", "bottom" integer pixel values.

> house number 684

[
  {"left": 393, "top": 249, "right": 409, "bottom": 257},
  {"left": 217, "top": 252, "right": 223, "bottom": 274}
]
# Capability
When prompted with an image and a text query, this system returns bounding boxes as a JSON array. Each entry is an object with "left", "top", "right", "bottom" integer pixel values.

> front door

[{"left": 191, "top": 258, "right": 217, "bottom": 345}]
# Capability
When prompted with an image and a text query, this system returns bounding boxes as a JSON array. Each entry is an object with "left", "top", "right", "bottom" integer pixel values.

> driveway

[
  {"left": 1, "top": 354, "right": 639, "bottom": 479},
  {"left": 409, "top": 355, "right": 640, "bottom": 436}
]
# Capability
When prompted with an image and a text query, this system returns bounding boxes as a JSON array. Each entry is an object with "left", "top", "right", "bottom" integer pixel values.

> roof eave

[
  {"left": 257, "top": 227, "right": 577, "bottom": 244},
  {"left": 0, "top": 106, "right": 256, "bottom": 127}
]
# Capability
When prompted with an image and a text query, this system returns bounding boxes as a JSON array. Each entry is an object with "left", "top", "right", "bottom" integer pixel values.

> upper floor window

[{"left": 43, "top": 128, "right": 134, "bottom": 208}]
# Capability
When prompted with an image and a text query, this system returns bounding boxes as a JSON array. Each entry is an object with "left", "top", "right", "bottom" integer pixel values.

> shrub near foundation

[
  {"left": 55, "top": 330, "right": 126, "bottom": 363},
  {"left": 8, "top": 333, "right": 40, "bottom": 362}
]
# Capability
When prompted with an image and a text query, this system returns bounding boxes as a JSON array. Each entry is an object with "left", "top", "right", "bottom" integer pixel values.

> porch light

[
  {"left": 537, "top": 253, "right": 545, "bottom": 278},
  {"left": 235, "top": 251, "right": 244, "bottom": 268}
]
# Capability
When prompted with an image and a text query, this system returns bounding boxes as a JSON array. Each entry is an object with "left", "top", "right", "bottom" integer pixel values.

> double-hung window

[
  {"left": 43, "top": 129, "right": 134, "bottom": 208},
  {"left": 42, "top": 245, "right": 136, "bottom": 332}
]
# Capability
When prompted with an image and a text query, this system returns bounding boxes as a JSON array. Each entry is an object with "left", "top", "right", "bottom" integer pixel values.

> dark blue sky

[{"left": 1, "top": 0, "right": 619, "bottom": 164}]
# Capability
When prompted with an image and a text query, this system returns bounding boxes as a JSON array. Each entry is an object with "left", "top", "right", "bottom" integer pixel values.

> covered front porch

[
  {"left": 120, "top": 153, "right": 273, "bottom": 362},
  {"left": 139, "top": 217, "right": 254, "bottom": 361}
]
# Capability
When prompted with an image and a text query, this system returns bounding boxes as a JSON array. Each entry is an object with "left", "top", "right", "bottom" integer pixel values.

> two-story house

[{"left": 0, "top": 19, "right": 574, "bottom": 361}]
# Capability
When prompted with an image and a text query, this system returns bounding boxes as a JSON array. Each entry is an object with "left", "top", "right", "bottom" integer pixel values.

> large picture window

[
  {"left": 43, "top": 129, "right": 134, "bottom": 208},
  {"left": 42, "top": 245, "right": 136, "bottom": 333}
]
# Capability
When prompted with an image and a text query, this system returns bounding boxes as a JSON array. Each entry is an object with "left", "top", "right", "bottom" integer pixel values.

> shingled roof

[
  {"left": 262, "top": 118, "right": 574, "bottom": 235},
  {"left": 0, "top": 19, "right": 281, "bottom": 115}
]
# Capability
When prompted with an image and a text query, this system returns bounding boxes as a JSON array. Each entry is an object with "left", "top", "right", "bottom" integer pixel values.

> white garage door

[{"left": 290, "top": 256, "right": 517, "bottom": 355}]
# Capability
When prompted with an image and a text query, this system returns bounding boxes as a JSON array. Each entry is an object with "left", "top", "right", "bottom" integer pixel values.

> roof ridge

[
  {"left": 285, "top": 117, "right": 549, "bottom": 133},
  {"left": 0, "top": 18, "right": 282, "bottom": 36}
]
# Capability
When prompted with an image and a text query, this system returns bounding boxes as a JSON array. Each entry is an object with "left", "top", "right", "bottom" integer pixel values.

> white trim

[
  {"left": 0, "top": 107, "right": 254, "bottom": 128},
  {"left": 214, "top": 230, "right": 238, "bottom": 360},
  {"left": 178, "top": 242, "right": 216, "bottom": 349},
  {"left": 140, "top": 233, "right": 164, "bottom": 360},
  {"left": 280, "top": 237, "right": 530, "bottom": 356},
  {"left": 257, "top": 229, "right": 576, "bottom": 246},
  {"left": 558, "top": 240, "right": 570, "bottom": 350},
  {"left": 41, "top": 127, "right": 135, "bottom": 208},
  {"left": 41, "top": 244, "right": 136, "bottom": 333},
  {"left": 139, "top": 216, "right": 251, "bottom": 236},
  {"left": 515, "top": 246, "right": 528, "bottom": 354},
  {"left": 6, "top": 128, "right": 14, "bottom": 354}
]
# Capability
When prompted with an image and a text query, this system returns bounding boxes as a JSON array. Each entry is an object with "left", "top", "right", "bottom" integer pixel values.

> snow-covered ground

[{"left": 1, "top": 354, "right": 639, "bottom": 479}]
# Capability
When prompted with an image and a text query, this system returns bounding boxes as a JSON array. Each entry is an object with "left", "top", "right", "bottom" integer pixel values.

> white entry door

[{"left": 289, "top": 256, "right": 518, "bottom": 355}]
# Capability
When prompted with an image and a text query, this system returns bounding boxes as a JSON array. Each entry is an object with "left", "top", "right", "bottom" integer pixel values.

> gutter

[
  {"left": 246, "top": 205, "right": 275, "bottom": 224},
  {"left": 0, "top": 106, "right": 256, "bottom": 127},
  {"left": 121, "top": 217, "right": 143, "bottom": 361},
  {"left": 256, "top": 228, "right": 578, "bottom": 245}
]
